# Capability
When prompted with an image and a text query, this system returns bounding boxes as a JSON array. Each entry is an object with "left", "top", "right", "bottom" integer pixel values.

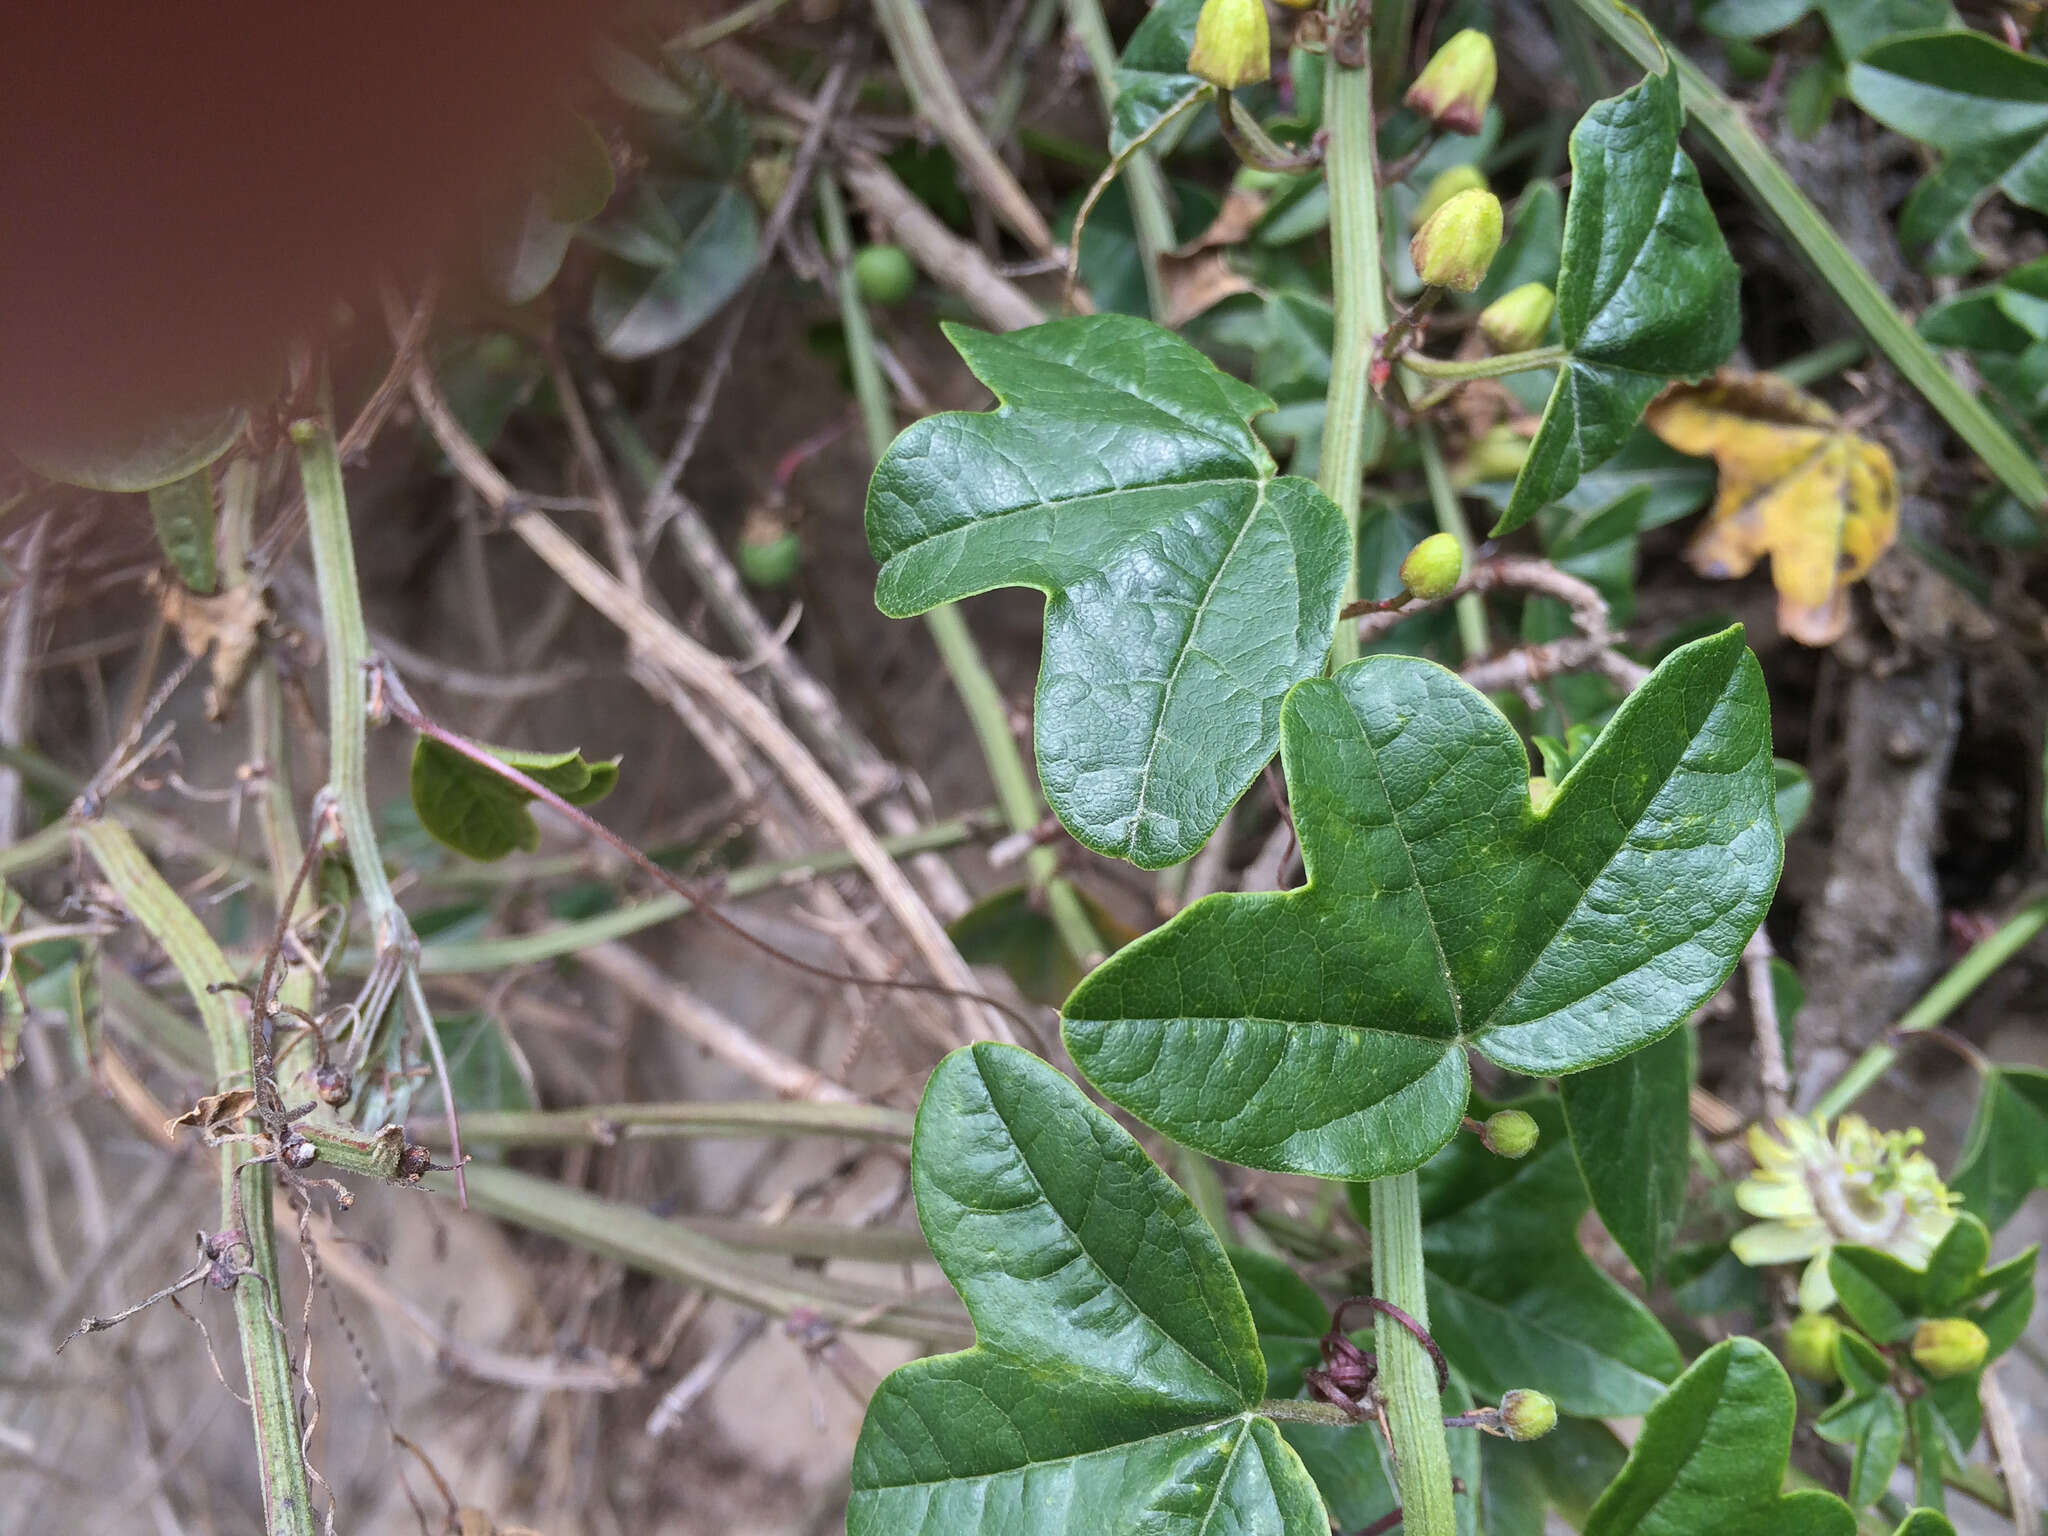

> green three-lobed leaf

[
  {"left": 849, "top": 1044, "right": 1326, "bottom": 1536},
  {"left": 1496, "top": 67, "right": 1740, "bottom": 535},
  {"left": 1063, "top": 627, "right": 1779, "bottom": 1180},
  {"left": 867, "top": 316, "right": 1348, "bottom": 868}
]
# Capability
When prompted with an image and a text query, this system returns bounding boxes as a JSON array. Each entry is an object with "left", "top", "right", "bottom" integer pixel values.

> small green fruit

[
  {"left": 1410, "top": 187, "right": 1503, "bottom": 293},
  {"left": 1911, "top": 1318, "right": 1988, "bottom": 1379},
  {"left": 738, "top": 503, "right": 803, "bottom": 588},
  {"left": 853, "top": 244, "right": 916, "bottom": 306},
  {"left": 1189, "top": 0, "right": 1271, "bottom": 89},
  {"left": 1498, "top": 1389, "right": 1557, "bottom": 1442},
  {"left": 1783, "top": 1313, "right": 1842, "bottom": 1384},
  {"left": 1412, "top": 163, "right": 1489, "bottom": 228},
  {"left": 1399, "top": 532, "right": 1465, "bottom": 601},
  {"left": 1480, "top": 1108, "right": 1540, "bottom": 1158},
  {"left": 1405, "top": 29, "right": 1498, "bottom": 135},
  {"left": 1478, "top": 282, "right": 1557, "bottom": 353}
]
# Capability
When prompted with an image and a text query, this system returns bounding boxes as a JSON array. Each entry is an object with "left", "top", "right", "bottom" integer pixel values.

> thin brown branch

[
  {"left": 1744, "top": 929, "right": 1791, "bottom": 1122},
  {"left": 1457, "top": 636, "right": 1649, "bottom": 695},
  {"left": 839, "top": 153, "right": 1047, "bottom": 332}
]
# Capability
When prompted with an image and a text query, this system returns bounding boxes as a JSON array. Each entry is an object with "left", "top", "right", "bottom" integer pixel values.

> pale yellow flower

[{"left": 1730, "top": 1113, "right": 1957, "bottom": 1313}]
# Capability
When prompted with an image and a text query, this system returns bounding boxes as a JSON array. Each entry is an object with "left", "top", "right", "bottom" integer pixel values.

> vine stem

[
  {"left": 292, "top": 419, "right": 465, "bottom": 1202},
  {"left": 819, "top": 174, "right": 1101, "bottom": 967},
  {"left": 1319, "top": 8, "right": 1459, "bottom": 1531},
  {"left": 77, "top": 818, "right": 315, "bottom": 1536}
]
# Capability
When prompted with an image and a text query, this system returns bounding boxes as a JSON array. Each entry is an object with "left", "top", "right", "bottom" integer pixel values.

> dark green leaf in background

[
  {"left": 1816, "top": 1385, "right": 1907, "bottom": 1509},
  {"left": 1582, "top": 1339, "right": 1856, "bottom": 1535},
  {"left": 1496, "top": 69, "right": 1741, "bottom": 535},
  {"left": 1953, "top": 1065, "right": 2048, "bottom": 1232},
  {"left": 1110, "top": 0, "right": 1205, "bottom": 155},
  {"left": 585, "top": 179, "right": 758, "bottom": 358},
  {"left": 410, "top": 738, "right": 620, "bottom": 862},
  {"left": 1560, "top": 1024, "right": 1695, "bottom": 1285},
  {"left": 867, "top": 316, "right": 1347, "bottom": 868},
  {"left": 1848, "top": 33, "right": 2048, "bottom": 271},
  {"left": 12, "top": 402, "right": 245, "bottom": 493},
  {"left": 1065, "top": 627, "right": 1778, "bottom": 1179},
  {"left": 848, "top": 1044, "right": 1327, "bottom": 1536},
  {"left": 1413, "top": 1097, "right": 1682, "bottom": 1416}
]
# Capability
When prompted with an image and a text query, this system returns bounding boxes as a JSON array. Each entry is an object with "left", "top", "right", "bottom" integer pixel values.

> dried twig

[
  {"left": 398, "top": 359, "right": 1012, "bottom": 1043},
  {"left": 1744, "top": 929, "right": 1791, "bottom": 1122},
  {"left": 839, "top": 151, "right": 1046, "bottom": 332}
]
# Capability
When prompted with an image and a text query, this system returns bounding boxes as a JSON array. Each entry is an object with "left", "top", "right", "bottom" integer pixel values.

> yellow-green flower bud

[
  {"left": 1189, "top": 0, "right": 1271, "bottom": 89},
  {"left": 1412, "top": 163, "right": 1489, "bottom": 228},
  {"left": 1410, "top": 188, "right": 1503, "bottom": 293},
  {"left": 738, "top": 503, "right": 803, "bottom": 589},
  {"left": 1399, "top": 532, "right": 1464, "bottom": 601},
  {"left": 1405, "top": 30, "right": 1498, "bottom": 135},
  {"left": 1783, "top": 1313, "right": 1842, "bottom": 1384},
  {"left": 1481, "top": 1108, "right": 1540, "bottom": 1158},
  {"left": 1528, "top": 776, "right": 1558, "bottom": 813},
  {"left": 1479, "top": 282, "right": 1557, "bottom": 353},
  {"left": 1498, "top": 1389, "right": 1557, "bottom": 1441},
  {"left": 1461, "top": 423, "right": 1531, "bottom": 483},
  {"left": 1911, "top": 1318, "right": 1988, "bottom": 1379}
]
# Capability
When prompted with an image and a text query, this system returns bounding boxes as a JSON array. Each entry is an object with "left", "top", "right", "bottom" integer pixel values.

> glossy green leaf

[
  {"left": 1110, "top": 0, "right": 1205, "bottom": 155},
  {"left": 409, "top": 738, "right": 620, "bottom": 863},
  {"left": 1816, "top": 1385, "right": 1907, "bottom": 1509},
  {"left": 1413, "top": 1097, "right": 1682, "bottom": 1416},
  {"left": 1909, "top": 1397, "right": 1945, "bottom": 1513},
  {"left": 1848, "top": 33, "right": 2048, "bottom": 269},
  {"left": 1583, "top": 1339, "right": 1857, "bottom": 1536},
  {"left": 147, "top": 467, "right": 219, "bottom": 594},
  {"left": 1064, "top": 626, "right": 1778, "bottom": 1179},
  {"left": 848, "top": 1044, "right": 1328, "bottom": 1536},
  {"left": 1891, "top": 1513, "right": 1955, "bottom": 1536},
  {"left": 12, "top": 402, "right": 244, "bottom": 493},
  {"left": 1952, "top": 1065, "right": 2048, "bottom": 1230},
  {"left": 585, "top": 179, "right": 757, "bottom": 358},
  {"left": 1813, "top": 0, "right": 1954, "bottom": 58},
  {"left": 1495, "top": 69, "right": 1740, "bottom": 535},
  {"left": 1560, "top": 1024, "right": 1694, "bottom": 1285},
  {"left": 867, "top": 316, "right": 1348, "bottom": 868}
]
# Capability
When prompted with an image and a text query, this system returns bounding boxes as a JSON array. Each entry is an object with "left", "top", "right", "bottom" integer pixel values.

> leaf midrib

[
  {"left": 993, "top": 1078, "right": 1250, "bottom": 1407},
  {"left": 1123, "top": 478, "right": 1279, "bottom": 858}
]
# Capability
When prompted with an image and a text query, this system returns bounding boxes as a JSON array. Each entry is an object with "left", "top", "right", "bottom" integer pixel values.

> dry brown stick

[
  {"left": 565, "top": 348, "right": 972, "bottom": 922},
  {"left": 400, "top": 354, "right": 1003, "bottom": 1041},
  {"left": 867, "top": 0, "right": 1055, "bottom": 254},
  {"left": 1458, "top": 636, "right": 1649, "bottom": 695},
  {"left": 1744, "top": 929, "right": 1791, "bottom": 1123},
  {"left": 1351, "top": 556, "right": 1613, "bottom": 643},
  {"left": 505, "top": 514, "right": 1009, "bottom": 1044},
  {"left": 301, "top": 1208, "right": 643, "bottom": 1394},
  {"left": 840, "top": 151, "right": 1047, "bottom": 332},
  {"left": 1981, "top": 1362, "right": 2041, "bottom": 1536}
]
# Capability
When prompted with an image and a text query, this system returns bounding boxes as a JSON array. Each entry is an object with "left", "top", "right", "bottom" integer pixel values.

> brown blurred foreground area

[{"left": 0, "top": 0, "right": 615, "bottom": 454}]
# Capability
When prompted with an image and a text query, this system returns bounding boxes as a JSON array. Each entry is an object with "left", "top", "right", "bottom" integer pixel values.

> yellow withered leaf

[{"left": 1646, "top": 371, "right": 1897, "bottom": 647}]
